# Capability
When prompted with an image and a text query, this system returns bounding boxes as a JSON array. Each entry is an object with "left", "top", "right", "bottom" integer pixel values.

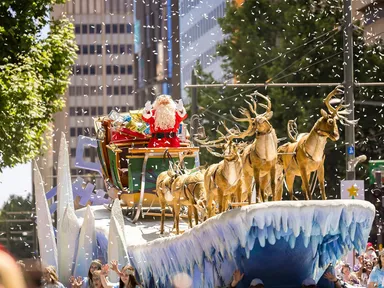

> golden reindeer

[
  {"left": 277, "top": 85, "right": 356, "bottom": 200},
  {"left": 196, "top": 133, "right": 243, "bottom": 218},
  {"left": 225, "top": 92, "right": 278, "bottom": 203},
  {"left": 170, "top": 170, "right": 208, "bottom": 235}
]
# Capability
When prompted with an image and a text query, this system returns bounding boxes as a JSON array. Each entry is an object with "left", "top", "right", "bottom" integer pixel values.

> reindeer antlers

[{"left": 323, "top": 85, "right": 359, "bottom": 126}]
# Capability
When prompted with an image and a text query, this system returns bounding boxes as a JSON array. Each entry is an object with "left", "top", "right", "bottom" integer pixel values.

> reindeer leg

[
  {"left": 223, "top": 195, "right": 229, "bottom": 212},
  {"left": 317, "top": 160, "right": 327, "bottom": 200},
  {"left": 253, "top": 167, "right": 262, "bottom": 202},
  {"left": 299, "top": 165, "right": 311, "bottom": 200},
  {"left": 285, "top": 171, "right": 295, "bottom": 200},
  {"left": 173, "top": 203, "right": 181, "bottom": 235},
  {"left": 194, "top": 205, "right": 199, "bottom": 225},
  {"left": 217, "top": 191, "right": 224, "bottom": 213},
  {"left": 160, "top": 198, "right": 166, "bottom": 234},
  {"left": 270, "top": 161, "right": 276, "bottom": 201},
  {"left": 187, "top": 206, "right": 193, "bottom": 228},
  {"left": 242, "top": 171, "right": 253, "bottom": 205},
  {"left": 207, "top": 190, "right": 214, "bottom": 218}
]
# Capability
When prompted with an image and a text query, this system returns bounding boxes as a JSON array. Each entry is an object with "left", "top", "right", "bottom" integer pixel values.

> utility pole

[
  {"left": 343, "top": 0, "right": 356, "bottom": 180},
  {"left": 191, "top": 68, "right": 198, "bottom": 145}
]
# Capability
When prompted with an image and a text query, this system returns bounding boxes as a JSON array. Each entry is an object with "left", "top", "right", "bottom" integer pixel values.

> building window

[
  {"left": 89, "top": 25, "right": 95, "bottom": 34},
  {"left": 82, "top": 45, "right": 88, "bottom": 54},
  {"left": 120, "top": 65, "right": 126, "bottom": 74},
  {"left": 83, "top": 86, "right": 89, "bottom": 96},
  {"left": 96, "top": 24, "right": 102, "bottom": 33},
  {"left": 90, "top": 86, "right": 97, "bottom": 96},
  {"left": 113, "top": 65, "right": 119, "bottom": 74},
  {"left": 107, "top": 106, "right": 113, "bottom": 113},
  {"left": 106, "top": 44, "right": 111, "bottom": 54},
  {"left": 106, "top": 86, "right": 112, "bottom": 95},
  {"left": 112, "top": 24, "right": 118, "bottom": 33},
  {"left": 84, "top": 148, "right": 91, "bottom": 158},
  {"left": 71, "top": 169, "right": 77, "bottom": 176},
  {"left": 106, "top": 65, "right": 112, "bottom": 74},
  {"left": 70, "top": 148, "right": 76, "bottom": 156},
  {"left": 121, "top": 106, "right": 127, "bottom": 112},
  {"left": 121, "top": 86, "right": 126, "bottom": 95},
  {"left": 127, "top": 44, "right": 132, "bottom": 54},
  {"left": 90, "top": 66, "right": 95, "bottom": 75},
  {"left": 77, "top": 127, "right": 83, "bottom": 136},
  {"left": 91, "top": 107, "right": 97, "bottom": 116},
  {"left": 112, "top": 45, "right": 118, "bottom": 54},
  {"left": 127, "top": 23, "right": 132, "bottom": 33},
  {"left": 76, "top": 45, "right": 81, "bottom": 55},
  {"left": 127, "top": 65, "right": 133, "bottom": 75},
  {"left": 119, "top": 24, "right": 125, "bottom": 33},
  {"left": 69, "top": 86, "right": 76, "bottom": 96},
  {"left": 83, "top": 107, "right": 89, "bottom": 115},
  {"left": 83, "top": 66, "right": 89, "bottom": 75},
  {"left": 89, "top": 45, "right": 95, "bottom": 54},
  {"left": 128, "top": 86, "right": 133, "bottom": 94},
  {"left": 70, "top": 107, "right": 76, "bottom": 116},
  {"left": 75, "top": 24, "right": 81, "bottom": 34},
  {"left": 105, "top": 24, "right": 111, "bottom": 33},
  {"left": 82, "top": 24, "right": 88, "bottom": 34},
  {"left": 96, "top": 45, "right": 102, "bottom": 54},
  {"left": 120, "top": 44, "right": 125, "bottom": 54},
  {"left": 70, "top": 127, "right": 76, "bottom": 137},
  {"left": 98, "top": 107, "right": 104, "bottom": 115},
  {"left": 76, "top": 86, "right": 82, "bottom": 95},
  {"left": 114, "top": 86, "right": 119, "bottom": 95}
]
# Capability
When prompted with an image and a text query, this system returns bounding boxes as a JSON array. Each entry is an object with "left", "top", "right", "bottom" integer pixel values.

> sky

[{"left": 0, "top": 163, "right": 32, "bottom": 207}]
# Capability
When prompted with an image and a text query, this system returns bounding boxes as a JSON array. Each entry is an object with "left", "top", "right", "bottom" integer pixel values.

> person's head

[
  {"left": 301, "top": 278, "right": 316, "bottom": 288},
  {"left": 249, "top": 278, "right": 264, "bottom": 288},
  {"left": 366, "top": 242, "right": 373, "bottom": 251},
  {"left": 341, "top": 263, "right": 351, "bottom": 276},
  {"left": 119, "top": 265, "right": 140, "bottom": 288},
  {"left": 42, "top": 266, "right": 59, "bottom": 284},
  {"left": 88, "top": 260, "right": 102, "bottom": 282},
  {"left": 378, "top": 249, "right": 384, "bottom": 269},
  {"left": 92, "top": 270, "right": 103, "bottom": 288}
]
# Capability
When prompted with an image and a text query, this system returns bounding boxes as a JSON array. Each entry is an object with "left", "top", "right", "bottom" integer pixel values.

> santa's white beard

[{"left": 154, "top": 104, "right": 176, "bottom": 130}]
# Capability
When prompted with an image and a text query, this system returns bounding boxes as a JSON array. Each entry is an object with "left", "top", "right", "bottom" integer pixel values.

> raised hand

[
  {"left": 101, "top": 264, "right": 109, "bottom": 276},
  {"left": 110, "top": 260, "right": 119, "bottom": 272},
  {"left": 231, "top": 269, "right": 244, "bottom": 287},
  {"left": 176, "top": 99, "right": 184, "bottom": 111},
  {"left": 144, "top": 100, "right": 152, "bottom": 111},
  {"left": 324, "top": 272, "right": 337, "bottom": 282}
]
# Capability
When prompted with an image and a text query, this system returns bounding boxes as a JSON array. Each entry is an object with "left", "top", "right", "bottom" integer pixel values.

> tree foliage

[
  {"left": 190, "top": 0, "right": 384, "bottom": 198},
  {"left": 0, "top": 0, "right": 77, "bottom": 171}
]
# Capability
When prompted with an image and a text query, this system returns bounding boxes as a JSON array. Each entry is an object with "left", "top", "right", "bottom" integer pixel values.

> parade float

[{"left": 33, "top": 89, "right": 376, "bottom": 288}]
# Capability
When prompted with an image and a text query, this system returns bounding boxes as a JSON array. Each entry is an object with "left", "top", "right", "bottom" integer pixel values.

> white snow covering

[
  {"left": 58, "top": 204, "right": 80, "bottom": 286},
  {"left": 125, "top": 200, "right": 375, "bottom": 287},
  {"left": 74, "top": 206, "right": 97, "bottom": 277},
  {"left": 33, "top": 161, "right": 58, "bottom": 268}
]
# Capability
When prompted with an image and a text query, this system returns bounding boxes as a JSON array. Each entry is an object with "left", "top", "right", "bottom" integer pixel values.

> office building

[
  {"left": 47, "top": 0, "right": 135, "bottom": 187},
  {"left": 355, "top": 0, "right": 384, "bottom": 44},
  {"left": 133, "top": 0, "right": 181, "bottom": 108},
  {"left": 179, "top": 0, "right": 228, "bottom": 100}
]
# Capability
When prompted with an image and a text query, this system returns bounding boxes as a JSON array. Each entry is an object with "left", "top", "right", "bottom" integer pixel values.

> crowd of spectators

[{"left": 0, "top": 242, "right": 383, "bottom": 287}]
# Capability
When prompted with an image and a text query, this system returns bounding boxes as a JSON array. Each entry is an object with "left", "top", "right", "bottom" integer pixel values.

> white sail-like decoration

[
  {"left": 108, "top": 201, "right": 128, "bottom": 282},
  {"left": 58, "top": 204, "right": 80, "bottom": 286},
  {"left": 57, "top": 132, "right": 75, "bottom": 226},
  {"left": 33, "top": 161, "right": 58, "bottom": 268},
  {"left": 111, "top": 199, "right": 126, "bottom": 244},
  {"left": 73, "top": 206, "right": 96, "bottom": 277}
]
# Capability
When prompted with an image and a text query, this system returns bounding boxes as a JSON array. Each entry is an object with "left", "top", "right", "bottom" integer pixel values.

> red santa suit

[{"left": 142, "top": 95, "right": 187, "bottom": 148}]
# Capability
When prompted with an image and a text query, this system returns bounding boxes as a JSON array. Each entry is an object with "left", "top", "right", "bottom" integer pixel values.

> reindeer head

[
  {"left": 194, "top": 199, "right": 216, "bottom": 222},
  {"left": 194, "top": 127, "right": 242, "bottom": 161},
  {"left": 317, "top": 85, "right": 357, "bottom": 141},
  {"left": 228, "top": 91, "right": 274, "bottom": 138}
]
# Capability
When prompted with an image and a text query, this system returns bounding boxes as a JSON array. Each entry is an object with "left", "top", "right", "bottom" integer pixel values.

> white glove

[
  {"left": 176, "top": 99, "right": 184, "bottom": 111},
  {"left": 144, "top": 100, "right": 152, "bottom": 111}
]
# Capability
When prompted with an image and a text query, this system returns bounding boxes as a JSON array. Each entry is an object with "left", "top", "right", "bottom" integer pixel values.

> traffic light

[{"left": 372, "top": 186, "right": 384, "bottom": 218}]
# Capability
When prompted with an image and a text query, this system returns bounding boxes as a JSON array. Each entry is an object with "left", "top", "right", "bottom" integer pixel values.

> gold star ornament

[{"left": 347, "top": 184, "right": 359, "bottom": 199}]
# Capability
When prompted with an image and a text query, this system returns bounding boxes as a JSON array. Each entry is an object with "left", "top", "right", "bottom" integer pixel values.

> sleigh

[{"left": 94, "top": 110, "right": 200, "bottom": 222}]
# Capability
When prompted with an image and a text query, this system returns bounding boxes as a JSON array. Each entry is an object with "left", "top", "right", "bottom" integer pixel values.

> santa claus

[{"left": 142, "top": 94, "right": 187, "bottom": 148}]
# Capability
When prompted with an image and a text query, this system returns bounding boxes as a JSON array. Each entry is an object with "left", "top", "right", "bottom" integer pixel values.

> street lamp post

[{"left": 343, "top": 0, "right": 356, "bottom": 180}]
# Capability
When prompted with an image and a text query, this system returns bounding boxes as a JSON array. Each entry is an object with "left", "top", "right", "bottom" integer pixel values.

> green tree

[
  {"left": 0, "top": 194, "right": 35, "bottom": 259},
  {"left": 191, "top": 0, "right": 383, "bottom": 198},
  {"left": 0, "top": 0, "right": 77, "bottom": 171}
]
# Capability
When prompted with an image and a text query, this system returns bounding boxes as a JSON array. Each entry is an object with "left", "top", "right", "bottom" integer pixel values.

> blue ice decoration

[
  {"left": 120, "top": 200, "right": 375, "bottom": 288},
  {"left": 123, "top": 114, "right": 132, "bottom": 122},
  {"left": 46, "top": 135, "right": 111, "bottom": 213}
]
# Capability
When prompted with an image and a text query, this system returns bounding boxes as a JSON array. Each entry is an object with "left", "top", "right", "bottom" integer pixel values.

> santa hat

[{"left": 249, "top": 278, "right": 264, "bottom": 286}]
